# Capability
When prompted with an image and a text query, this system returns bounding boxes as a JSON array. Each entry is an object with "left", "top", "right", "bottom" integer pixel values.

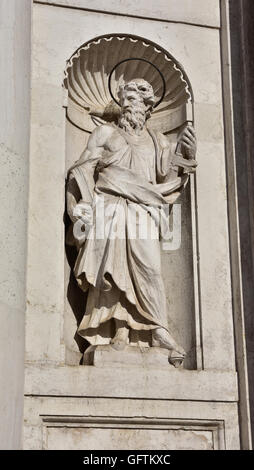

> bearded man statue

[{"left": 66, "top": 78, "right": 197, "bottom": 367}]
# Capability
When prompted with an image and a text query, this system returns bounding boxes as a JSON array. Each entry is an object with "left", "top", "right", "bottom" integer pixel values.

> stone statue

[{"left": 66, "top": 78, "right": 197, "bottom": 367}]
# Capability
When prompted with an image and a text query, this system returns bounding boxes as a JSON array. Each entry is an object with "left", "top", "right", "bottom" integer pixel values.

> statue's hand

[
  {"left": 72, "top": 201, "right": 93, "bottom": 227},
  {"left": 177, "top": 125, "right": 197, "bottom": 160}
]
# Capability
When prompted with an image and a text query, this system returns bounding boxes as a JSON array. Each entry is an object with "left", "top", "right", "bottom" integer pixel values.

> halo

[
  {"left": 108, "top": 58, "right": 166, "bottom": 108},
  {"left": 63, "top": 34, "right": 193, "bottom": 134}
]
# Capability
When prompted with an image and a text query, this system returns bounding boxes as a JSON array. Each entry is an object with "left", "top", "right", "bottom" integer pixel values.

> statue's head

[{"left": 118, "top": 79, "right": 155, "bottom": 134}]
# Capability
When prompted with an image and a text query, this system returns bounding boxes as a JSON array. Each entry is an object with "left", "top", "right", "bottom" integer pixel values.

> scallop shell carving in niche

[{"left": 63, "top": 34, "right": 193, "bottom": 134}]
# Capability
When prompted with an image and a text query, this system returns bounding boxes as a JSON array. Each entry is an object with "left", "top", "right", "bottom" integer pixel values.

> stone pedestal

[{"left": 83, "top": 345, "right": 175, "bottom": 368}]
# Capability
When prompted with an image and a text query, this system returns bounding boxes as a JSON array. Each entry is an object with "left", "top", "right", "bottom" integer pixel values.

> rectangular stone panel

[
  {"left": 42, "top": 417, "right": 224, "bottom": 450},
  {"left": 23, "top": 397, "right": 240, "bottom": 449}
]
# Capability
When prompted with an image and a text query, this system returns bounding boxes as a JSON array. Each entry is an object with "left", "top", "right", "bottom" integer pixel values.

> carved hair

[{"left": 118, "top": 79, "right": 155, "bottom": 118}]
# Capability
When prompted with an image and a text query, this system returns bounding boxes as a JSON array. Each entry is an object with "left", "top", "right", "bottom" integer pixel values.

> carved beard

[{"left": 118, "top": 104, "right": 147, "bottom": 135}]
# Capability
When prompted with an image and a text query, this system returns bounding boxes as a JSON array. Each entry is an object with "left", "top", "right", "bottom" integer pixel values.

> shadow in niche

[
  {"left": 65, "top": 212, "right": 116, "bottom": 362},
  {"left": 64, "top": 207, "right": 89, "bottom": 362}
]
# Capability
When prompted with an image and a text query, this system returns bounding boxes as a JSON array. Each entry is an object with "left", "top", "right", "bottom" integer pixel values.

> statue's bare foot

[
  {"left": 152, "top": 328, "right": 186, "bottom": 367},
  {"left": 168, "top": 350, "right": 185, "bottom": 368},
  {"left": 110, "top": 325, "right": 129, "bottom": 351}
]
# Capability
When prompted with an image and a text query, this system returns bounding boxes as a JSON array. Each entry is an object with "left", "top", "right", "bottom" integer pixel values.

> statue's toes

[{"left": 174, "top": 345, "right": 186, "bottom": 357}]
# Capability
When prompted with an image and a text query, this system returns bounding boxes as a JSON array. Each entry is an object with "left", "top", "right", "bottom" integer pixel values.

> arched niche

[
  {"left": 63, "top": 34, "right": 193, "bottom": 135},
  {"left": 63, "top": 34, "right": 199, "bottom": 370}
]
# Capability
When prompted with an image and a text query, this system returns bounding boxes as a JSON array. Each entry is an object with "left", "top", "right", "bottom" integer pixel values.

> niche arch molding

[{"left": 63, "top": 33, "right": 194, "bottom": 134}]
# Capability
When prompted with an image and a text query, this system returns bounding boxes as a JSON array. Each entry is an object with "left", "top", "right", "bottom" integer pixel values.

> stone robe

[{"left": 67, "top": 124, "right": 196, "bottom": 347}]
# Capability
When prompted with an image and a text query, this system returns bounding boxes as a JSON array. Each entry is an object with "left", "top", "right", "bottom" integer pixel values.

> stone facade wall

[
  {"left": 229, "top": 0, "right": 254, "bottom": 443},
  {"left": 0, "top": 0, "right": 253, "bottom": 450},
  {"left": 0, "top": 0, "right": 32, "bottom": 450}
]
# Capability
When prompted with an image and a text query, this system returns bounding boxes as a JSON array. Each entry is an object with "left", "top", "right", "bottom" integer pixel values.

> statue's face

[
  {"left": 119, "top": 79, "right": 155, "bottom": 115},
  {"left": 121, "top": 88, "right": 142, "bottom": 112},
  {"left": 118, "top": 79, "right": 155, "bottom": 133}
]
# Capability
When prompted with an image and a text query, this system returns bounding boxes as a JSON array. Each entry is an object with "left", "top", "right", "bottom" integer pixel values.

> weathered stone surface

[
  {"left": 24, "top": 364, "right": 238, "bottom": 402},
  {"left": 23, "top": 395, "right": 240, "bottom": 450},
  {"left": 0, "top": 0, "right": 31, "bottom": 450},
  {"left": 45, "top": 426, "right": 215, "bottom": 450},
  {"left": 36, "top": 0, "right": 221, "bottom": 28}
]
